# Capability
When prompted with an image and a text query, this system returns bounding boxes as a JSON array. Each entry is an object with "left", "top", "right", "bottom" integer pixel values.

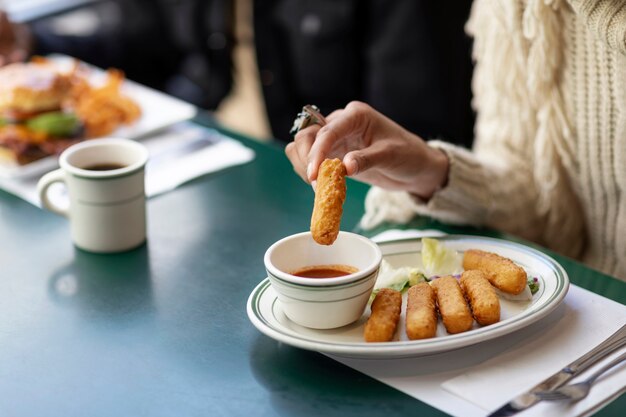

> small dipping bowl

[{"left": 264, "top": 231, "right": 382, "bottom": 329}]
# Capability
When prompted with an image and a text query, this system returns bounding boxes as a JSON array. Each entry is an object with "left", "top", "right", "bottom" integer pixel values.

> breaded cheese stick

[
  {"left": 406, "top": 282, "right": 437, "bottom": 340},
  {"left": 431, "top": 276, "right": 474, "bottom": 334},
  {"left": 310, "top": 158, "right": 346, "bottom": 245},
  {"left": 460, "top": 270, "right": 500, "bottom": 326},
  {"left": 364, "top": 288, "right": 402, "bottom": 342},
  {"left": 463, "top": 249, "right": 527, "bottom": 295}
]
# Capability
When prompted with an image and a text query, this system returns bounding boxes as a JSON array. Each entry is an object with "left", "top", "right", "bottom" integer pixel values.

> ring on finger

[{"left": 289, "top": 104, "right": 327, "bottom": 136}]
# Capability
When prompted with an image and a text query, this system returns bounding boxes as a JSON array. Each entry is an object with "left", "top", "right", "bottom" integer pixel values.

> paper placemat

[
  {"left": 0, "top": 122, "right": 255, "bottom": 206},
  {"left": 328, "top": 230, "right": 626, "bottom": 417}
]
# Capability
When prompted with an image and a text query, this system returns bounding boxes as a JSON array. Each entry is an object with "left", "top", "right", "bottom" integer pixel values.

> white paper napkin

[
  {"left": 0, "top": 122, "right": 255, "bottom": 206},
  {"left": 327, "top": 230, "right": 626, "bottom": 417},
  {"left": 441, "top": 284, "right": 626, "bottom": 417},
  {"left": 143, "top": 123, "right": 254, "bottom": 196}
]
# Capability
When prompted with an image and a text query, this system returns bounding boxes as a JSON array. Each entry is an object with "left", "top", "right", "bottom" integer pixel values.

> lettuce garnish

[
  {"left": 370, "top": 259, "right": 428, "bottom": 302},
  {"left": 421, "top": 238, "right": 463, "bottom": 277}
]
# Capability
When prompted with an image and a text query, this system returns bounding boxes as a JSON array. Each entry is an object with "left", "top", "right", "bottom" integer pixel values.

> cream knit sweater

[{"left": 361, "top": 0, "right": 626, "bottom": 281}]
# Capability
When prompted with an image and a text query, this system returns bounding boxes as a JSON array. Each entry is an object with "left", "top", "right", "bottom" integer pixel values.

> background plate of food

[
  {"left": 0, "top": 54, "right": 197, "bottom": 178},
  {"left": 247, "top": 235, "right": 569, "bottom": 359}
]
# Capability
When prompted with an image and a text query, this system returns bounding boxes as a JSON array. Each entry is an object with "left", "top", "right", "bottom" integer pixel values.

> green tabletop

[{"left": 0, "top": 114, "right": 623, "bottom": 417}]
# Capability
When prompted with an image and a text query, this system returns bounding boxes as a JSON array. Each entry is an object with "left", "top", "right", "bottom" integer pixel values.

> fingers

[
  {"left": 285, "top": 124, "right": 321, "bottom": 183},
  {"left": 324, "top": 108, "right": 344, "bottom": 122},
  {"left": 308, "top": 101, "right": 372, "bottom": 179},
  {"left": 285, "top": 142, "right": 307, "bottom": 182},
  {"left": 287, "top": 101, "right": 375, "bottom": 183},
  {"left": 343, "top": 140, "right": 392, "bottom": 176}
]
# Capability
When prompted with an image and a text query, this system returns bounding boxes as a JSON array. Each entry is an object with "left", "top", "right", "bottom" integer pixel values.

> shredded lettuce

[
  {"left": 421, "top": 238, "right": 463, "bottom": 277},
  {"left": 370, "top": 259, "right": 427, "bottom": 302}
]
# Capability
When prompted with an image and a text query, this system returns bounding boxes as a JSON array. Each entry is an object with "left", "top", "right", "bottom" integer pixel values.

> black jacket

[
  {"left": 254, "top": 0, "right": 474, "bottom": 145},
  {"left": 33, "top": 0, "right": 474, "bottom": 146}
]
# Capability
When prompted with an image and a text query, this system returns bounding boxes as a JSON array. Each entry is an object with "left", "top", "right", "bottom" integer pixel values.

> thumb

[{"left": 343, "top": 142, "right": 389, "bottom": 176}]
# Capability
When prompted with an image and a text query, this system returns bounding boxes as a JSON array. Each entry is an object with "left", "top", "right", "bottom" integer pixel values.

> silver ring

[{"left": 289, "top": 104, "right": 327, "bottom": 136}]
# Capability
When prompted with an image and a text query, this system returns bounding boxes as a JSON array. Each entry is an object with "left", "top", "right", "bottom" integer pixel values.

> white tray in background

[{"left": 0, "top": 54, "right": 197, "bottom": 179}]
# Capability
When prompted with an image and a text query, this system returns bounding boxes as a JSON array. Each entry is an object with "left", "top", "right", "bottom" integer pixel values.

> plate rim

[{"left": 247, "top": 235, "right": 570, "bottom": 358}]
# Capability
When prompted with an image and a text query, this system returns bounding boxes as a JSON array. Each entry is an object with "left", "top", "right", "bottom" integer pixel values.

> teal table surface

[{"left": 0, "top": 113, "right": 623, "bottom": 417}]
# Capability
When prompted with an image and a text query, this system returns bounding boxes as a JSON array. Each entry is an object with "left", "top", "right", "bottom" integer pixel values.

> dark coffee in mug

[{"left": 82, "top": 163, "right": 127, "bottom": 171}]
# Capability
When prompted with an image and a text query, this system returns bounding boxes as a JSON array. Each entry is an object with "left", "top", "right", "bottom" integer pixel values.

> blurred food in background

[{"left": 0, "top": 57, "right": 140, "bottom": 164}]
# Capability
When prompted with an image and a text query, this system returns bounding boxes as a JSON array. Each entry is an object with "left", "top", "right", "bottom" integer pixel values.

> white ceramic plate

[
  {"left": 0, "top": 54, "right": 197, "bottom": 179},
  {"left": 247, "top": 235, "right": 569, "bottom": 358}
]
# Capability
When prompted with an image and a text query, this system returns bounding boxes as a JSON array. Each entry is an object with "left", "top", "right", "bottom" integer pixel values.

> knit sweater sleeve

[
  {"left": 361, "top": 0, "right": 586, "bottom": 258},
  {"left": 362, "top": 138, "right": 547, "bottom": 242},
  {"left": 568, "top": 0, "right": 626, "bottom": 55}
]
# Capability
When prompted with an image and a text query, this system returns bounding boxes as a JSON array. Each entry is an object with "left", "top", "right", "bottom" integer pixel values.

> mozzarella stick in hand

[
  {"left": 460, "top": 270, "right": 500, "bottom": 326},
  {"left": 364, "top": 288, "right": 402, "bottom": 342},
  {"left": 310, "top": 158, "right": 346, "bottom": 245},
  {"left": 432, "top": 276, "right": 474, "bottom": 334},
  {"left": 406, "top": 282, "right": 437, "bottom": 340},
  {"left": 463, "top": 249, "right": 527, "bottom": 295}
]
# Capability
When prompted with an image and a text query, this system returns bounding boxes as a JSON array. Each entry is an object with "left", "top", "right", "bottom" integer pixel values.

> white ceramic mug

[{"left": 37, "top": 138, "right": 149, "bottom": 253}]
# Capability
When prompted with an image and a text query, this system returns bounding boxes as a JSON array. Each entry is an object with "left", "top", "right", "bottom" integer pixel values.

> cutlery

[
  {"left": 488, "top": 323, "right": 626, "bottom": 416},
  {"left": 534, "top": 351, "right": 626, "bottom": 402}
]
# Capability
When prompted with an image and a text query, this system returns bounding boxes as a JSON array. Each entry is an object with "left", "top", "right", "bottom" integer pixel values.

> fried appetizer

[
  {"left": 0, "top": 59, "right": 141, "bottom": 165},
  {"left": 432, "top": 276, "right": 474, "bottom": 334},
  {"left": 0, "top": 62, "right": 72, "bottom": 114},
  {"left": 463, "top": 249, "right": 527, "bottom": 295},
  {"left": 406, "top": 283, "right": 438, "bottom": 340},
  {"left": 460, "top": 270, "right": 500, "bottom": 326},
  {"left": 310, "top": 158, "right": 347, "bottom": 245},
  {"left": 364, "top": 288, "right": 402, "bottom": 342}
]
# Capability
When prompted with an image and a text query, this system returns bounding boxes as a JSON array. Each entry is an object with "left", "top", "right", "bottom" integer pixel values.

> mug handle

[{"left": 37, "top": 169, "right": 69, "bottom": 217}]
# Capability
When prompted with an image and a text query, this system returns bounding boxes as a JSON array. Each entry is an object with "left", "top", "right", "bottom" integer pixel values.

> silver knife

[{"left": 488, "top": 323, "right": 626, "bottom": 416}]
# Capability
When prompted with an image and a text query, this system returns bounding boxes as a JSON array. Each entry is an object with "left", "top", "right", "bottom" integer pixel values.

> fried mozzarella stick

[
  {"left": 406, "top": 283, "right": 437, "bottom": 340},
  {"left": 364, "top": 288, "right": 402, "bottom": 342},
  {"left": 460, "top": 270, "right": 500, "bottom": 326},
  {"left": 432, "top": 276, "right": 474, "bottom": 334},
  {"left": 310, "top": 158, "right": 347, "bottom": 245},
  {"left": 463, "top": 249, "right": 527, "bottom": 295}
]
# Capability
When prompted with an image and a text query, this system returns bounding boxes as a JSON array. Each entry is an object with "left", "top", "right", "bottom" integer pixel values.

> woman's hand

[
  {"left": 0, "top": 12, "right": 32, "bottom": 66},
  {"left": 285, "top": 101, "right": 449, "bottom": 200}
]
